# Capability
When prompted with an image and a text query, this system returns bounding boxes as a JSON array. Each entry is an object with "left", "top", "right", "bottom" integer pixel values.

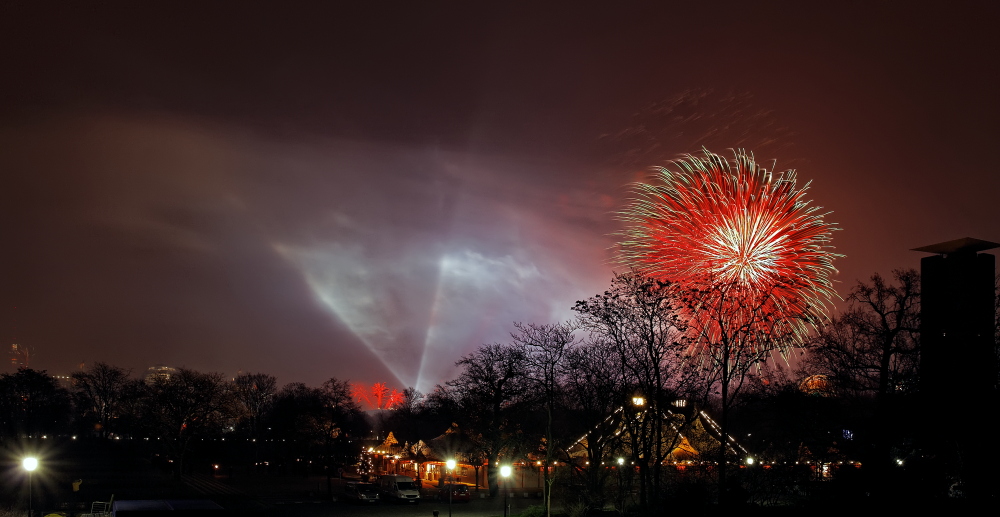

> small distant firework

[
  {"left": 352, "top": 381, "right": 406, "bottom": 409},
  {"left": 618, "top": 148, "right": 839, "bottom": 347}
]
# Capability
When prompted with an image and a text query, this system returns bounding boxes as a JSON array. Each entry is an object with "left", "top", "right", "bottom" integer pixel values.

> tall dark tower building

[{"left": 913, "top": 237, "right": 997, "bottom": 500}]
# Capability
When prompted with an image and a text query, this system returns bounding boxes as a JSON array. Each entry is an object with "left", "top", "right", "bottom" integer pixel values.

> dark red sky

[{"left": 2, "top": 2, "right": 998, "bottom": 391}]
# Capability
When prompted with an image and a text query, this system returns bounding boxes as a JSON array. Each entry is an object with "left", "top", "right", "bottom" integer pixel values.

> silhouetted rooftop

[{"left": 912, "top": 237, "right": 1000, "bottom": 255}]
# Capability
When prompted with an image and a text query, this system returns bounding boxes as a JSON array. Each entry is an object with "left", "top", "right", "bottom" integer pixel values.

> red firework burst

[
  {"left": 618, "top": 148, "right": 839, "bottom": 344},
  {"left": 351, "top": 382, "right": 406, "bottom": 409}
]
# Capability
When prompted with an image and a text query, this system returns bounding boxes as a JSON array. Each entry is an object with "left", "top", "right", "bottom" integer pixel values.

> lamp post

[
  {"left": 23, "top": 457, "right": 38, "bottom": 517},
  {"left": 500, "top": 465, "right": 512, "bottom": 517},
  {"left": 446, "top": 459, "right": 456, "bottom": 517},
  {"left": 616, "top": 457, "right": 625, "bottom": 512}
]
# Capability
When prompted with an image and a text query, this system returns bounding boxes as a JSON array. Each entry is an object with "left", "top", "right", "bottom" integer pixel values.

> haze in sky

[{"left": 2, "top": 2, "right": 998, "bottom": 391}]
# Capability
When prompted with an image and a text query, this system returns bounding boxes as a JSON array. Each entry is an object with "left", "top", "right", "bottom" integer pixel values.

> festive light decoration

[{"left": 618, "top": 148, "right": 839, "bottom": 349}]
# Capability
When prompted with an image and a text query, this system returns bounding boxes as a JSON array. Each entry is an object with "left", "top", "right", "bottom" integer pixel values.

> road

[
  {"left": 273, "top": 495, "right": 550, "bottom": 517},
  {"left": 186, "top": 474, "right": 554, "bottom": 517}
]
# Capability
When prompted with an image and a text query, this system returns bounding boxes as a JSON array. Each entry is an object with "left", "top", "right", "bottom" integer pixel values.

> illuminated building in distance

[
  {"left": 144, "top": 365, "right": 178, "bottom": 384},
  {"left": 9, "top": 343, "right": 29, "bottom": 370}
]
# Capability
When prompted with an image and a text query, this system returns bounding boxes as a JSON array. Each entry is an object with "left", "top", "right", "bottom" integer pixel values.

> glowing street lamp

[
  {"left": 631, "top": 396, "right": 645, "bottom": 421},
  {"left": 23, "top": 457, "right": 38, "bottom": 517},
  {"left": 500, "top": 465, "right": 512, "bottom": 517}
]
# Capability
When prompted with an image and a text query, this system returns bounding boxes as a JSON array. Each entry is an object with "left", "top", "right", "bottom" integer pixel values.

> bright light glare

[
  {"left": 500, "top": 465, "right": 512, "bottom": 478},
  {"left": 446, "top": 459, "right": 456, "bottom": 470},
  {"left": 23, "top": 457, "right": 38, "bottom": 471}
]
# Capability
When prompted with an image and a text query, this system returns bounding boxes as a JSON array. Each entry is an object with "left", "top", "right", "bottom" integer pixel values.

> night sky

[{"left": 2, "top": 2, "right": 998, "bottom": 392}]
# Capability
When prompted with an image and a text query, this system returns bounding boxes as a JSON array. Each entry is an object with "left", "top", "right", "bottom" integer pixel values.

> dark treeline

[
  {"left": 1, "top": 269, "right": 996, "bottom": 513},
  {"left": 0, "top": 366, "right": 368, "bottom": 476}
]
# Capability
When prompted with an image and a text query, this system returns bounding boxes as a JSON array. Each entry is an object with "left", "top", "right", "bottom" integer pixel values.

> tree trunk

[{"left": 719, "top": 348, "right": 730, "bottom": 506}]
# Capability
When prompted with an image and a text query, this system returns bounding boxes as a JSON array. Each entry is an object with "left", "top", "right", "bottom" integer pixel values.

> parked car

[
  {"left": 343, "top": 482, "right": 380, "bottom": 504},
  {"left": 379, "top": 475, "right": 421, "bottom": 503},
  {"left": 436, "top": 483, "right": 471, "bottom": 502}
]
